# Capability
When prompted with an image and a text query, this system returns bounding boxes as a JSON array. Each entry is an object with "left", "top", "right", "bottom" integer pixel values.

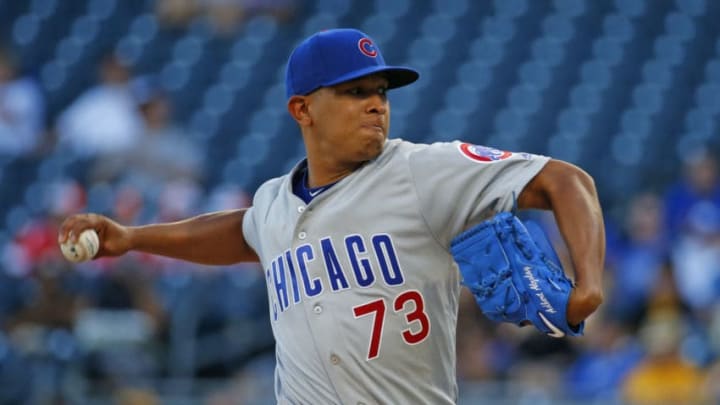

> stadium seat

[
  {"left": 11, "top": 13, "right": 42, "bottom": 47},
  {"left": 244, "top": 15, "right": 279, "bottom": 45},
  {"left": 580, "top": 60, "right": 611, "bottom": 88},
  {"left": 202, "top": 84, "right": 235, "bottom": 116},
  {"left": 300, "top": 13, "right": 339, "bottom": 37},
  {"left": 557, "top": 108, "right": 590, "bottom": 135},
  {"left": 695, "top": 82, "right": 720, "bottom": 113},
  {"left": 603, "top": 14, "right": 634, "bottom": 41},
  {"left": 664, "top": 11, "right": 696, "bottom": 41},
  {"left": 432, "top": 0, "right": 469, "bottom": 18},
  {"left": 494, "top": 0, "right": 529, "bottom": 19},
  {"left": 675, "top": 0, "right": 706, "bottom": 17},
  {"left": 389, "top": 87, "right": 419, "bottom": 115},
  {"left": 531, "top": 37, "right": 566, "bottom": 66},
  {"left": 30, "top": 0, "right": 59, "bottom": 19},
  {"left": 569, "top": 84, "right": 601, "bottom": 113},
  {"left": 704, "top": 59, "right": 720, "bottom": 83},
  {"left": 552, "top": 0, "right": 586, "bottom": 18},
  {"left": 684, "top": 108, "right": 714, "bottom": 135},
  {"left": 431, "top": 109, "right": 468, "bottom": 141},
  {"left": 541, "top": 14, "right": 575, "bottom": 42},
  {"left": 481, "top": 16, "right": 516, "bottom": 42},
  {"left": 445, "top": 85, "right": 480, "bottom": 114},
  {"left": 409, "top": 36, "right": 446, "bottom": 69},
  {"left": 547, "top": 132, "right": 583, "bottom": 162},
  {"left": 633, "top": 83, "right": 664, "bottom": 113},
  {"left": 518, "top": 61, "right": 551, "bottom": 90},
  {"left": 593, "top": 37, "right": 624, "bottom": 66},
  {"left": 493, "top": 109, "right": 529, "bottom": 137},
  {"left": 641, "top": 59, "right": 674, "bottom": 87},
  {"left": 421, "top": 14, "right": 457, "bottom": 42},
  {"left": 610, "top": 133, "right": 643, "bottom": 165},
  {"left": 469, "top": 37, "right": 505, "bottom": 66},
  {"left": 653, "top": 35, "right": 686, "bottom": 66},
  {"left": 315, "top": 0, "right": 351, "bottom": 18},
  {"left": 620, "top": 109, "right": 651, "bottom": 139},
  {"left": 361, "top": 14, "right": 396, "bottom": 44},
  {"left": 189, "top": 109, "right": 220, "bottom": 141},
  {"left": 613, "top": 0, "right": 645, "bottom": 17},
  {"left": 508, "top": 84, "right": 541, "bottom": 114},
  {"left": 373, "top": 0, "right": 410, "bottom": 18}
]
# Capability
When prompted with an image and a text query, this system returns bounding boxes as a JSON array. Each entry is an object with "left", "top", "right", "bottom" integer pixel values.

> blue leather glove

[{"left": 451, "top": 212, "right": 583, "bottom": 338}]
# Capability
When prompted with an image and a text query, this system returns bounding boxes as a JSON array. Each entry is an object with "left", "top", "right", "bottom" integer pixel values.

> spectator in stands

[
  {"left": 710, "top": 305, "right": 720, "bottom": 373},
  {"left": 664, "top": 148, "right": 720, "bottom": 238},
  {"left": 621, "top": 259, "right": 708, "bottom": 404},
  {"left": 156, "top": 0, "right": 297, "bottom": 35},
  {"left": 3, "top": 260, "right": 85, "bottom": 404},
  {"left": 155, "top": 178, "right": 203, "bottom": 223},
  {"left": 55, "top": 52, "right": 143, "bottom": 157},
  {"left": 605, "top": 193, "right": 669, "bottom": 327},
  {"left": 0, "top": 332, "right": 33, "bottom": 404},
  {"left": 4, "top": 260, "right": 84, "bottom": 333},
  {"left": 0, "top": 44, "right": 46, "bottom": 157},
  {"left": 621, "top": 309, "right": 708, "bottom": 405},
  {"left": 2, "top": 179, "right": 88, "bottom": 403},
  {"left": 141, "top": 179, "right": 206, "bottom": 274},
  {"left": 74, "top": 261, "right": 165, "bottom": 388},
  {"left": 563, "top": 311, "right": 643, "bottom": 402},
  {"left": 670, "top": 200, "right": 720, "bottom": 318},
  {"left": 113, "top": 387, "right": 160, "bottom": 405},
  {"left": 702, "top": 358, "right": 720, "bottom": 404},
  {"left": 203, "top": 183, "right": 252, "bottom": 213},
  {"left": 5, "top": 179, "right": 87, "bottom": 276},
  {"left": 455, "top": 289, "right": 500, "bottom": 382},
  {"left": 206, "top": 0, "right": 298, "bottom": 27},
  {"left": 90, "top": 77, "right": 206, "bottom": 190},
  {"left": 112, "top": 184, "right": 147, "bottom": 226},
  {"left": 155, "top": 0, "right": 199, "bottom": 28}
]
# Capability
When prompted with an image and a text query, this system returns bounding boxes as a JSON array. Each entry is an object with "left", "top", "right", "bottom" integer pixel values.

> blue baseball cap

[{"left": 285, "top": 28, "right": 419, "bottom": 98}]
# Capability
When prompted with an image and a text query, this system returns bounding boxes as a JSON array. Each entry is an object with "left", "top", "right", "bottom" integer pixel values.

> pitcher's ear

[{"left": 287, "top": 95, "right": 311, "bottom": 125}]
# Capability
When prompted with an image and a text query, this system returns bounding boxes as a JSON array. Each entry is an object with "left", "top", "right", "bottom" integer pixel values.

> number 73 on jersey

[{"left": 352, "top": 289, "right": 431, "bottom": 360}]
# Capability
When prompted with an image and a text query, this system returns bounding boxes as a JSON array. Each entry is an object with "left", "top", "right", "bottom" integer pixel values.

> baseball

[{"left": 60, "top": 229, "right": 100, "bottom": 263}]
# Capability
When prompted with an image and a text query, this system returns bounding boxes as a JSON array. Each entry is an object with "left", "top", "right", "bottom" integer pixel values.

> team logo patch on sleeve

[{"left": 458, "top": 143, "right": 513, "bottom": 163}]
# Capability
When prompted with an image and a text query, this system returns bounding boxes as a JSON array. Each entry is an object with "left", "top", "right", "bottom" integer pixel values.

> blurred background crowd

[{"left": 0, "top": 0, "right": 719, "bottom": 403}]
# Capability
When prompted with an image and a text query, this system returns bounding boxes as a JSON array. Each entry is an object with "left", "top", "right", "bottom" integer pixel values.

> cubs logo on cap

[
  {"left": 358, "top": 38, "right": 378, "bottom": 57},
  {"left": 458, "top": 143, "right": 513, "bottom": 163},
  {"left": 285, "top": 28, "right": 420, "bottom": 98}
]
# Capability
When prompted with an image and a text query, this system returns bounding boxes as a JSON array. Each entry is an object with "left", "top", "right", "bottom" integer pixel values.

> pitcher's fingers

[{"left": 58, "top": 214, "right": 96, "bottom": 244}]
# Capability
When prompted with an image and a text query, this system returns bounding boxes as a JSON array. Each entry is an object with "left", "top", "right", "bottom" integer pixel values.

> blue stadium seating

[{"left": 0, "top": 0, "right": 718, "bottom": 226}]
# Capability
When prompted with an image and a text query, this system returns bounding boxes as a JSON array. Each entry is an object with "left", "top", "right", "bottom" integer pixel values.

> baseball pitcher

[{"left": 59, "top": 29, "right": 605, "bottom": 404}]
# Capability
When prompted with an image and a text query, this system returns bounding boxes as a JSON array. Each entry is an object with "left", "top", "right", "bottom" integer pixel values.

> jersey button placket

[
  {"left": 330, "top": 354, "right": 340, "bottom": 365},
  {"left": 298, "top": 231, "right": 307, "bottom": 240},
  {"left": 297, "top": 206, "right": 305, "bottom": 213},
  {"left": 312, "top": 304, "right": 322, "bottom": 314}
]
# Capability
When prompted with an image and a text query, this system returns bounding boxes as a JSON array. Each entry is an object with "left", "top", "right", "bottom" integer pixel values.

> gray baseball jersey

[{"left": 242, "top": 138, "right": 549, "bottom": 404}]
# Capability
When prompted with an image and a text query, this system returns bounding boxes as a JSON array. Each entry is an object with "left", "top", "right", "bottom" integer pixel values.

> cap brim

[{"left": 323, "top": 65, "right": 419, "bottom": 90}]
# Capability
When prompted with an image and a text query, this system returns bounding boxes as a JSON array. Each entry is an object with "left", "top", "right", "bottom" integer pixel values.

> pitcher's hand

[
  {"left": 58, "top": 213, "right": 131, "bottom": 258},
  {"left": 566, "top": 283, "right": 604, "bottom": 327}
]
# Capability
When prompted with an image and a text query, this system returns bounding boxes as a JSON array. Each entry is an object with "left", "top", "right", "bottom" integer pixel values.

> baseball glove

[{"left": 450, "top": 211, "right": 583, "bottom": 338}]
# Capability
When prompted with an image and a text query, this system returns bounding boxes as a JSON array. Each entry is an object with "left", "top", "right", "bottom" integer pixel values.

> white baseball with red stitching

[{"left": 60, "top": 229, "right": 99, "bottom": 263}]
